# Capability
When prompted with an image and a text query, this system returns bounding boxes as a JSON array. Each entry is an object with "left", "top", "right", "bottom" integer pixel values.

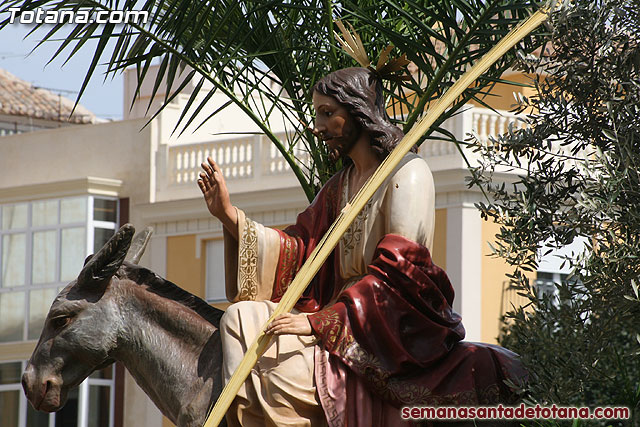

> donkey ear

[
  {"left": 77, "top": 224, "right": 135, "bottom": 285},
  {"left": 125, "top": 227, "right": 154, "bottom": 265}
]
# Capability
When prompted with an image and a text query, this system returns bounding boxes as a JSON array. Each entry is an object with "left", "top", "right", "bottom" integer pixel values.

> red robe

[{"left": 267, "top": 167, "right": 527, "bottom": 425}]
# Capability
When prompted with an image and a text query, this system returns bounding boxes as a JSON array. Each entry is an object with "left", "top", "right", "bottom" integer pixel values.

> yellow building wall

[
  {"left": 480, "top": 215, "right": 538, "bottom": 344},
  {"left": 387, "top": 72, "right": 535, "bottom": 117},
  {"left": 469, "top": 72, "right": 536, "bottom": 111},
  {"left": 482, "top": 214, "right": 536, "bottom": 343},
  {"left": 166, "top": 234, "right": 205, "bottom": 298},
  {"left": 432, "top": 208, "right": 447, "bottom": 269},
  {"left": 480, "top": 218, "right": 511, "bottom": 344},
  {"left": 163, "top": 234, "right": 206, "bottom": 427}
]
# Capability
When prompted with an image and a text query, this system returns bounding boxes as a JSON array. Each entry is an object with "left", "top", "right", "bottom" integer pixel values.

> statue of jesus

[{"left": 198, "top": 67, "right": 525, "bottom": 427}]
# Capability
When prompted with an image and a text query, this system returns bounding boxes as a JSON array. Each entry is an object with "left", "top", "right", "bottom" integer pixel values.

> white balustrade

[
  {"left": 170, "top": 137, "right": 254, "bottom": 185},
  {"left": 471, "top": 108, "right": 525, "bottom": 146},
  {"left": 263, "top": 135, "right": 311, "bottom": 176},
  {"left": 165, "top": 133, "right": 311, "bottom": 190},
  {"left": 157, "top": 107, "right": 528, "bottom": 200}
]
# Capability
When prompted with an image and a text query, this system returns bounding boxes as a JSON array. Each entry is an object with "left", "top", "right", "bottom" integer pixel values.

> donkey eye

[{"left": 51, "top": 317, "right": 71, "bottom": 330}]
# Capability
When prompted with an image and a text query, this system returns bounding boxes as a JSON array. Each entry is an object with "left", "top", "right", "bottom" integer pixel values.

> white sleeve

[
  {"left": 223, "top": 208, "right": 281, "bottom": 302},
  {"left": 383, "top": 155, "right": 436, "bottom": 252}
]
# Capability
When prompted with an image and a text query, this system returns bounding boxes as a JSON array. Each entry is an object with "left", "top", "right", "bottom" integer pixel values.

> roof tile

[{"left": 0, "top": 69, "right": 96, "bottom": 124}]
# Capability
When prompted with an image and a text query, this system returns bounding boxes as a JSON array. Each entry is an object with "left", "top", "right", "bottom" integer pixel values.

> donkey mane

[{"left": 120, "top": 262, "right": 224, "bottom": 327}]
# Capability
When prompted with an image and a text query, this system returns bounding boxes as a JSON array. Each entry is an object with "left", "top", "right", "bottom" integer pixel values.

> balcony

[{"left": 153, "top": 106, "right": 526, "bottom": 202}]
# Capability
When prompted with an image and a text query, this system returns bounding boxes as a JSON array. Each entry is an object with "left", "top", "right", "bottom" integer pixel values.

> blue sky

[{"left": 0, "top": 23, "right": 123, "bottom": 120}]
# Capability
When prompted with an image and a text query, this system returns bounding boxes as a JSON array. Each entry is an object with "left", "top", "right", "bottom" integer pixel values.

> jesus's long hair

[{"left": 312, "top": 67, "right": 416, "bottom": 160}]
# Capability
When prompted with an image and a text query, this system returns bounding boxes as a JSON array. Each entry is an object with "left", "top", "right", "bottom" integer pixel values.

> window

[
  {"left": 0, "top": 196, "right": 118, "bottom": 343},
  {"left": 535, "top": 271, "right": 565, "bottom": 300},
  {"left": 0, "top": 361, "right": 115, "bottom": 427},
  {"left": 536, "top": 236, "right": 587, "bottom": 302},
  {"left": 205, "top": 239, "right": 226, "bottom": 302},
  {"left": 0, "top": 196, "right": 119, "bottom": 427}
]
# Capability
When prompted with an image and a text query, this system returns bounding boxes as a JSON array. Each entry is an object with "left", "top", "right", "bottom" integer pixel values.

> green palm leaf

[{"left": 0, "top": 0, "right": 545, "bottom": 201}]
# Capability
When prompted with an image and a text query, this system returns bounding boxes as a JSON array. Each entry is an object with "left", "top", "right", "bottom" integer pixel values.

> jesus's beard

[
  {"left": 326, "top": 126, "right": 360, "bottom": 163},
  {"left": 328, "top": 143, "right": 351, "bottom": 163}
]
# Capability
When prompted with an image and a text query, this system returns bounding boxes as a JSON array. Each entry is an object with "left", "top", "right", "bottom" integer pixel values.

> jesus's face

[{"left": 312, "top": 91, "right": 360, "bottom": 162}]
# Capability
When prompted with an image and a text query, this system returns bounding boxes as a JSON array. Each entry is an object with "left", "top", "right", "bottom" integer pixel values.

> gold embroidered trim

[
  {"left": 238, "top": 217, "right": 258, "bottom": 301},
  {"left": 346, "top": 344, "right": 428, "bottom": 404},
  {"left": 345, "top": 343, "right": 503, "bottom": 405},
  {"left": 312, "top": 307, "right": 355, "bottom": 355}
]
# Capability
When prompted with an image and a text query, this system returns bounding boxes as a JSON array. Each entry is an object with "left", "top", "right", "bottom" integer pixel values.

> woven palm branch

[
  {"left": 333, "top": 20, "right": 371, "bottom": 68},
  {"left": 334, "top": 20, "right": 411, "bottom": 81}
]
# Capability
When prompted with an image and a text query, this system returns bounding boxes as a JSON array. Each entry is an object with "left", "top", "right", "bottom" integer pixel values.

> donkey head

[{"left": 21, "top": 224, "right": 139, "bottom": 412}]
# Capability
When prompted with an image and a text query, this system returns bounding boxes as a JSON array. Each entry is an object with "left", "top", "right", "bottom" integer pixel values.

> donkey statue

[
  {"left": 21, "top": 224, "right": 224, "bottom": 427},
  {"left": 21, "top": 224, "right": 522, "bottom": 427}
]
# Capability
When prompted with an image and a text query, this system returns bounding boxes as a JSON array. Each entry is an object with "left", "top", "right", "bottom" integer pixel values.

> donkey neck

[{"left": 112, "top": 277, "right": 219, "bottom": 425}]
